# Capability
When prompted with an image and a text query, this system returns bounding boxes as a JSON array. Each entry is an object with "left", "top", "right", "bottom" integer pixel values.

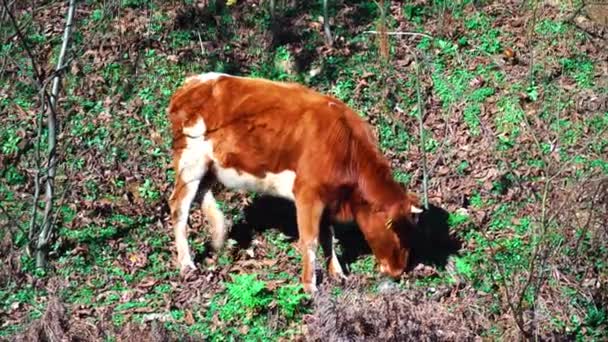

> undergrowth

[{"left": 1, "top": 0, "right": 606, "bottom": 340}]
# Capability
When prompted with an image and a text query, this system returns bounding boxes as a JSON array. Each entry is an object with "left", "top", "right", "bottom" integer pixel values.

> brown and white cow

[{"left": 167, "top": 72, "right": 423, "bottom": 293}]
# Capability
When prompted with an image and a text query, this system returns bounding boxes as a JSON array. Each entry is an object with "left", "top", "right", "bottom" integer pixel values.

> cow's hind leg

[
  {"left": 201, "top": 187, "right": 226, "bottom": 251},
  {"left": 169, "top": 151, "right": 210, "bottom": 274},
  {"left": 320, "top": 223, "right": 346, "bottom": 281}
]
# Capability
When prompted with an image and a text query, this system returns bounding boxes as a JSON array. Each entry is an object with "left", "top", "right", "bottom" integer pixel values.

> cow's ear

[
  {"left": 406, "top": 192, "right": 424, "bottom": 226},
  {"left": 410, "top": 205, "right": 423, "bottom": 214},
  {"left": 406, "top": 192, "right": 423, "bottom": 211},
  {"left": 409, "top": 203, "right": 423, "bottom": 226}
]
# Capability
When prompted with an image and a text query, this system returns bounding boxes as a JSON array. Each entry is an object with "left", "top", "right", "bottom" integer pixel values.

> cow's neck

[{"left": 355, "top": 153, "right": 405, "bottom": 211}]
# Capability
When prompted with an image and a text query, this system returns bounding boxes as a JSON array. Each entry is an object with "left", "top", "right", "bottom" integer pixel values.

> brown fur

[{"left": 167, "top": 74, "right": 422, "bottom": 291}]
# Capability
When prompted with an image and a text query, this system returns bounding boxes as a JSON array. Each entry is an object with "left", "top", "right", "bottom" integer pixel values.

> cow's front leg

[{"left": 294, "top": 189, "right": 324, "bottom": 294}]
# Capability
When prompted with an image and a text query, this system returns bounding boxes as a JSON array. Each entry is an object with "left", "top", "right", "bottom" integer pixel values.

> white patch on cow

[
  {"left": 196, "top": 72, "right": 231, "bottom": 83},
  {"left": 307, "top": 246, "right": 318, "bottom": 292},
  {"left": 176, "top": 115, "right": 299, "bottom": 272},
  {"left": 180, "top": 118, "right": 296, "bottom": 200},
  {"left": 330, "top": 248, "right": 345, "bottom": 278},
  {"left": 183, "top": 118, "right": 206, "bottom": 138},
  {"left": 173, "top": 118, "right": 214, "bottom": 273},
  {"left": 179, "top": 120, "right": 212, "bottom": 184},
  {"left": 211, "top": 164, "right": 296, "bottom": 201},
  {"left": 201, "top": 191, "right": 226, "bottom": 250},
  {"left": 411, "top": 205, "right": 423, "bottom": 214},
  {"left": 183, "top": 72, "right": 232, "bottom": 87}
]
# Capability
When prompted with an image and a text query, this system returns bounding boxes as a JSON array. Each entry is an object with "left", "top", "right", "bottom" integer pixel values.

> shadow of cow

[{"left": 224, "top": 195, "right": 462, "bottom": 275}]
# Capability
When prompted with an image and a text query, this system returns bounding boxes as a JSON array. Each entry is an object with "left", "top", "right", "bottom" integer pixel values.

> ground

[{"left": 0, "top": 0, "right": 607, "bottom": 341}]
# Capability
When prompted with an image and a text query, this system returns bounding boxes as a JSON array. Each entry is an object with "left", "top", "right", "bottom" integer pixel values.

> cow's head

[{"left": 356, "top": 192, "right": 423, "bottom": 279}]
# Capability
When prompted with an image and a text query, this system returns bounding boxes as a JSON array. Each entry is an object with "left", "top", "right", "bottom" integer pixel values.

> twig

[
  {"left": 196, "top": 30, "right": 205, "bottom": 56},
  {"left": 49, "top": 173, "right": 72, "bottom": 235},
  {"left": 521, "top": 112, "right": 548, "bottom": 169},
  {"left": 403, "top": 44, "right": 429, "bottom": 209},
  {"left": 480, "top": 228, "right": 531, "bottom": 338},
  {"left": 363, "top": 31, "right": 433, "bottom": 39},
  {"left": 480, "top": 112, "right": 606, "bottom": 338},
  {"left": 527, "top": 0, "right": 539, "bottom": 82},
  {"left": 516, "top": 174, "right": 552, "bottom": 317},
  {"left": 511, "top": 83, "right": 607, "bottom": 336},
  {"left": 0, "top": 200, "right": 25, "bottom": 235},
  {"left": 373, "top": 0, "right": 388, "bottom": 60},
  {"left": 573, "top": 182, "right": 604, "bottom": 253},
  {"left": 1, "top": 0, "right": 42, "bottom": 83},
  {"left": 28, "top": 76, "right": 52, "bottom": 255},
  {"left": 561, "top": 2, "right": 585, "bottom": 23},
  {"left": 427, "top": 122, "right": 450, "bottom": 178},
  {"left": 0, "top": 50, "right": 8, "bottom": 78}
]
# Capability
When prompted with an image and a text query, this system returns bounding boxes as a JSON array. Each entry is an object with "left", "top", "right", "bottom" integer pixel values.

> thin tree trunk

[
  {"left": 270, "top": 0, "right": 275, "bottom": 18},
  {"left": 35, "top": 0, "right": 76, "bottom": 268},
  {"left": 377, "top": 0, "right": 388, "bottom": 60},
  {"left": 323, "top": 0, "right": 332, "bottom": 46}
]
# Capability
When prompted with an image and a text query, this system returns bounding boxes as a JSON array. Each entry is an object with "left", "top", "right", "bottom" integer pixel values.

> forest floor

[{"left": 1, "top": 0, "right": 607, "bottom": 341}]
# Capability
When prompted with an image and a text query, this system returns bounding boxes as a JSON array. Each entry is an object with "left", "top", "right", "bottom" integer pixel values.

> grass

[{"left": 1, "top": 0, "right": 607, "bottom": 340}]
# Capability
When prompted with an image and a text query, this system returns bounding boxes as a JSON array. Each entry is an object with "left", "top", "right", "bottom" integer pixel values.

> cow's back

[{"left": 168, "top": 73, "right": 380, "bottom": 193}]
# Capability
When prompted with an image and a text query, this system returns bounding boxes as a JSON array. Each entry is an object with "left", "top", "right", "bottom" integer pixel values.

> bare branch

[
  {"left": 363, "top": 31, "right": 433, "bottom": 39},
  {"left": 403, "top": 44, "right": 429, "bottom": 209},
  {"left": 28, "top": 78, "right": 51, "bottom": 255},
  {"left": 35, "top": 0, "right": 76, "bottom": 269},
  {"left": 573, "top": 180, "right": 605, "bottom": 254},
  {"left": 561, "top": 1, "right": 586, "bottom": 23},
  {"left": 197, "top": 30, "right": 205, "bottom": 56},
  {"left": 480, "top": 228, "right": 531, "bottom": 338},
  {"left": 1, "top": 0, "right": 42, "bottom": 82},
  {"left": 0, "top": 199, "right": 25, "bottom": 236}
]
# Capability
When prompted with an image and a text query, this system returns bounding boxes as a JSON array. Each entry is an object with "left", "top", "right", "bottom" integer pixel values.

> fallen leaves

[{"left": 184, "top": 309, "right": 195, "bottom": 325}]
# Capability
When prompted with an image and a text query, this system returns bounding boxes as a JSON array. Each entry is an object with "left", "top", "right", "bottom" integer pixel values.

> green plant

[
  {"left": 201, "top": 273, "right": 297, "bottom": 340},
  {"left": 456, "top": 161, "right": 470, "bottom": 175},
  {"left": 495, "top": 96, "right": 524, "bottom": 141},
  {"left": 350, "top": 255, "right": 376, "bottom": 274},
  {"left": 403, "top": 4, "right": 426, "bottom": 24},
  {"left": 1, "top": 130, "right": 21, "bottom": 155},
  {"left": 276, "top": 283, "right": 309, "bottom": 319},
  {"left": 169, "top": 30, "right": 191, "bottom": 49},
  {"left": 463, "top": 104, "right": 481, "bottom": 136},
  {"left": 535, "top": 19, "right": 566, "bottom": 37},
  {"left": 448, "top": 211, "right": 469, "bottom": 228},
  {"left": 138, "top": 179, "right": 160, "bottom": 201},
  {"left": 332, "top": 78, "right": 355, "bottom": 102},
  {"left": 393, "top": 170, "right": 411, "bottom": 184},
  {"left": 377, "top": 118, "right": 410, "bottom": 152}
]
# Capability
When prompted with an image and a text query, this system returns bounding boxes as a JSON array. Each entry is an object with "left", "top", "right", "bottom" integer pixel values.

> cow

[{"left": 167, "top": 72, "right": 423, "bottom": 293}]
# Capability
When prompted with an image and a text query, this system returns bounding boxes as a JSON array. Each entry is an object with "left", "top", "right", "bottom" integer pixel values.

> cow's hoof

[
  {"left": 179, "top": 260, "right": 197, "bottom": 276},
  {"left": 330, "top": 270, "right": 348, "bottom": 284},
  {"left": 303, "top": 282, "right": 318, "bottom": 294}
]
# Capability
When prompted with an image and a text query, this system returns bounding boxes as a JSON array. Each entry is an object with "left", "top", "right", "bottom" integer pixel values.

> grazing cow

[{"left": 167, "top": 72, "right": 423, "bottom": 293}]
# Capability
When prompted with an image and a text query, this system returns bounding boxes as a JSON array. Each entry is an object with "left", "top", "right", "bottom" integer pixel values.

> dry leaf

[{"left": 184, "top": 309, "right": 195, "bottom": 325}]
